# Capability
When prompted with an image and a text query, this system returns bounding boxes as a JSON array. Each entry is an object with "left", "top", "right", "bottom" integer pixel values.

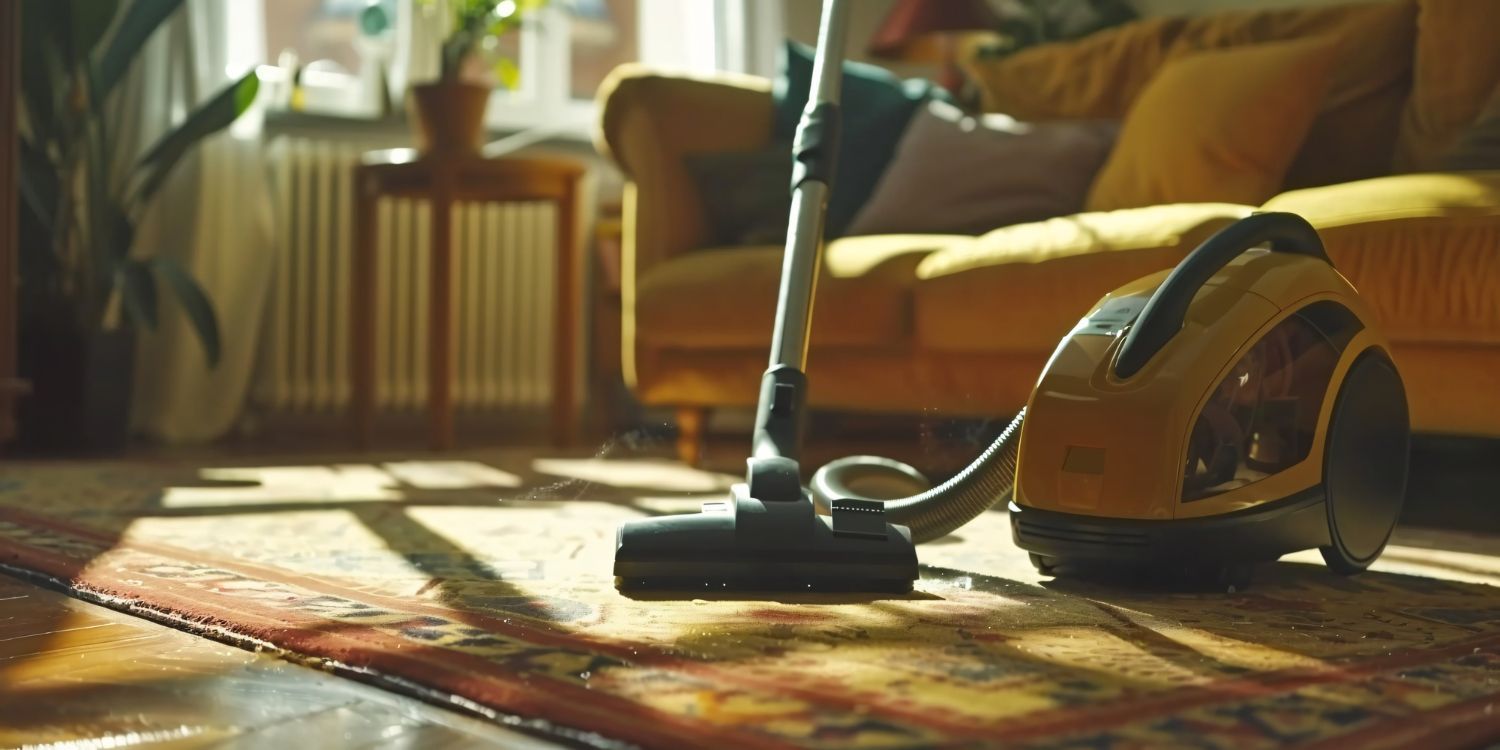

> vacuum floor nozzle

[{"left": 614, "top": 484, "right": 918, "bottom": 592}]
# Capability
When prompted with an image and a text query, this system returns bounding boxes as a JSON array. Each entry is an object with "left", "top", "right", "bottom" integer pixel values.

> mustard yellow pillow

[{"left": 1086, "top": 40, "right": 1338, "bottom": 212}]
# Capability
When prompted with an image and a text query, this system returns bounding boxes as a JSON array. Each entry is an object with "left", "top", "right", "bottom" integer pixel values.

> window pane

[
  {"left": 264, "top": 0, "right": 399, "bottom": 77},
  {"left": 570, "top": 0, "right": 638, "bottom": 100}
]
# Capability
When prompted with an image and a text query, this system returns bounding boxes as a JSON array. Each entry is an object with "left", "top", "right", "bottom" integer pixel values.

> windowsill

[{"left": 262, "top": 107, "right": 597, "bottom": 144}]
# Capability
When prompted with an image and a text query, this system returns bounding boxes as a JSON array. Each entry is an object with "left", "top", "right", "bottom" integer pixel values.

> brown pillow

[
  {"left": 1086, "top": 40, "right": 1337, "bottom": 211},
  {"left": 845, "top": 101, "right": 1119, "bottom": 237}
]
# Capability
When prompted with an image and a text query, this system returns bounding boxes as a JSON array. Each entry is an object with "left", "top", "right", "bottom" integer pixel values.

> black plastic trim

[
  {"left": 790, "top": 102, "right": 840, "bottom": 192},
  {"left": 1114, "top": 212, "right": 1330, "bottom": 379},
  {"left": 1295, "top": 300, "right": 1364, "bottom": 354},
  {"left": 1010, "top": 486, "right": 1331, "bottom": 565},
  {"left": 1320, "top": 348, "right": 1409, "bottom": 571}
]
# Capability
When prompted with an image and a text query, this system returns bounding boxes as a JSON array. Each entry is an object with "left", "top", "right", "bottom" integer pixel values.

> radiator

[{"left": 258, "top": 137, "right": 557, "bottom": 413}]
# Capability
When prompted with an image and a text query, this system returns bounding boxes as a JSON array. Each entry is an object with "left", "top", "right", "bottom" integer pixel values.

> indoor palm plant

[
  {"left": 16, "top": 0, "right": 259, "bottom": 452},
  {"left": 409, "top": 0, "right": 547, "bottom": 153}
]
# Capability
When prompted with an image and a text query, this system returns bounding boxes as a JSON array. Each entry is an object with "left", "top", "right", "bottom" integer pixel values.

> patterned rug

[{"left": 1, "top": 450, "right": 1499, "bottom": 749}]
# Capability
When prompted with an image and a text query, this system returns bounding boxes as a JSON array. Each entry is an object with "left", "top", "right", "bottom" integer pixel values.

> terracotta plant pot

[{"left": 408, "top": 80, "right": 492, "bottom": 155}]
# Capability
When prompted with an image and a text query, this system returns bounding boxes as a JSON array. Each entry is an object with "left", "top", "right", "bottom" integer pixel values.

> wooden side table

[{"left": 350, "top": 148, "right": 585, "bottom": 450}]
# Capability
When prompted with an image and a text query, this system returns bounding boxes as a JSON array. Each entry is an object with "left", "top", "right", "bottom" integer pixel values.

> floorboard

[{"left": 0, "top": 574, "right": 558, "bottom": 749}]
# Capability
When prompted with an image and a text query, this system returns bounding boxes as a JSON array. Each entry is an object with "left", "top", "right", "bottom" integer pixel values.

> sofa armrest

[
  {"left": 595, "top": 64, "right": 774, "bottom": 272},
  {"left": 1262, "top": 172, "right": 1500, "bottom": 344}
]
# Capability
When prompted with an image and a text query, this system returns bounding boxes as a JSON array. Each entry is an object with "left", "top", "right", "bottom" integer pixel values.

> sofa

[{"left": 595, "top": 0, "right": 1500, "bottom": 464}]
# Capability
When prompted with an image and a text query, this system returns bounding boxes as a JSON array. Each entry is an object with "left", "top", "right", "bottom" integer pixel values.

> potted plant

[
  {"left": 410, "top": 0, "right": 546, "bottom": 154},
  {"left": 16, "top": 0, "right": 259, "bottom": 453}
]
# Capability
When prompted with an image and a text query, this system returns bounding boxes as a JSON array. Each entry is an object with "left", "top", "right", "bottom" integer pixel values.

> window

[
  {"left": 485, "top": 0, "right": 724, "bottom": 132},
  {"left": 260, "top": 0, "right": 774, "bottom": 133},
  {"left": 262, "top": 0, "right": 402, "bottom": 116},
  {"left": 570, "top": 0, "right": 639, "bottom": 101}
]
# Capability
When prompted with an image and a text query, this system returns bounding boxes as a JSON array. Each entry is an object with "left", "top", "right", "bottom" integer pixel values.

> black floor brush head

[{"left": 613, "top": 488, "right": 918, "bottom": 593}]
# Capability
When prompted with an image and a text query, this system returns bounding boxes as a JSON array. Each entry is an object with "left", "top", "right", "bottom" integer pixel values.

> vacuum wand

[
  {"left": 771, "top": 0, "right": 847, "bottom": 374},
  {"left": 753, "top": 0, "right": 848, "bottom": 466},
  {"left": 613, "top": 0, "right": 920, "bottom": 592}
]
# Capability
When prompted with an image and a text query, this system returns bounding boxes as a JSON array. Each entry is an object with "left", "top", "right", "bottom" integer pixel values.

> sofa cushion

[
  {"left": 961, "top": 1, "right": 1416, "bottom": 190},
  {"left": 1262, "top": 172, "right": 1500, "bottom": 345},
  {"left": 1086, "top": 40, "right": 1337, "bottom": 211},
  {"left": 1394, "top": 0, "right": 1500, "bottom": 172},
  {"left": 914, "top": 204, "right": 1252, "bottom": 353},
  {"left": 635, "top": 234, "right": 968, "bottom": 349}
]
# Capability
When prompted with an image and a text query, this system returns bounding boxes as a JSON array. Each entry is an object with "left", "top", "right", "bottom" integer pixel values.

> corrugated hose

[{"left": 810, "top": 408, "right": 1026, "bottom": 544}]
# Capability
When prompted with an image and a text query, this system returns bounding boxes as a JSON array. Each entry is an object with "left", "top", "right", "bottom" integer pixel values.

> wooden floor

[{"left": 0, "top": 575, "right": 558, "bottom": 749}]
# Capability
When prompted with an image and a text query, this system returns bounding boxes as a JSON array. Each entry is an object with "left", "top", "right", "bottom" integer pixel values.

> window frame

[{"left": 261, "top": 0, "right": 783, "bottom": 135}]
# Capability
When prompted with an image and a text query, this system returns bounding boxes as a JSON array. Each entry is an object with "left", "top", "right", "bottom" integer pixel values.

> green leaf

[
  {"left": 17, "top": 191, "right": 62, "bottom": 287},
  {"left": 107, "top": 204, "right": 136, "bottom": 263},
  {"left": 95, "top": 0, "right": 188, "bottom": 102},
  {"left": 70, "top": 0, "right": 121, "bottom": 59},
  {"left": 151, "top": 257, "right": 221, "bottom": 368},
  {"left": 493, "top": 57, "right": 520, "bottom": 90},
  {"left": 28, "top": 0, "right": 74, "bottom": 59},
  {"left": 129, "top": 71, "right": 260, "bottom": 211},
  {"left": 121, "top": 260, "right": 160, "bottom": 330},
  {"left": 17, "top": 137, "right": 58, "bottom": 232},
  {"left": 19, "top": 0, "right": 64, "bottom": 138}
]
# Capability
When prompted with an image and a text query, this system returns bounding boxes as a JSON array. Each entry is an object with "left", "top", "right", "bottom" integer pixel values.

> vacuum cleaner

[{"left": 613, "top": 0, "right": 1409, "bottom": 592}]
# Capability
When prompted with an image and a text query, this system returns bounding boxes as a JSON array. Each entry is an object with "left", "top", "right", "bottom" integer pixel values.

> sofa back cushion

[
  {"left": 962, "top": 1, "right": 1416, "bottom": 189},
  {"left": 683, "top": 143, "right": 793, "bottom": 246},
  {"left": 1393, "top": 0, "right": 1500, "bottom": 172}
]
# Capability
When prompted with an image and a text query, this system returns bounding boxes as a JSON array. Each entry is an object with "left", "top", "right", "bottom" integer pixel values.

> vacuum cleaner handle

[
  {"left": 1113, "top": 211, "right": 1329, "bottom": 379},
  {"left": 752, "top": 0, "right": 850, "bottom": 470}
]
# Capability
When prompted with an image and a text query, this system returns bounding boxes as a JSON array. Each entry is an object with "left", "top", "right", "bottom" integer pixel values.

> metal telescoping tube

[
  {"left": 770, "top": 184, "right": 829, "bottom": 368},
  {"left": 768, "top": 0, "right": 847, "bottom": 372}
]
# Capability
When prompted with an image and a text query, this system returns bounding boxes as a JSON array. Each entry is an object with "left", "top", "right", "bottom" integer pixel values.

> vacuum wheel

[
  {"left": 1215, "top": 562, "right": 1255, "bottom": 593},
  {"left": 1319, "top": 350, "right": 1409, "bottom": 575},
  {"left": 1028, "top": 553, "right": 1057, "bottom": 575}
]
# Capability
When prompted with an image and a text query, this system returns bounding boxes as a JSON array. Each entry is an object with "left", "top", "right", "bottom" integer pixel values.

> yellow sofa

[{"left": 595, "top": 0, "right": 1500, "bottom": 463}]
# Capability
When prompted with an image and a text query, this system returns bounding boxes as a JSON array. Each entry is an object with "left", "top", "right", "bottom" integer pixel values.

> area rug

[{"left": 1, "top": 451, "right": 1499, "bottom": 749}]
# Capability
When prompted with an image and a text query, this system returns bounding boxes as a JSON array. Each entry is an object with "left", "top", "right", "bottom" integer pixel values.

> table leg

[
  {"left": 552, "top": 181, "right": 578, "bottom": 449},
  {"left": 351, "top": 173, "right": 377, "bottom": 449},
  {"left": 429, "top": 178, "right": 455, "bottom": 451}
]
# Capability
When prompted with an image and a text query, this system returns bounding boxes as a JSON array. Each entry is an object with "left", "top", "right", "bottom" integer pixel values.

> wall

[{"left": 779, "top": 0, "right": 931, "bottom": 79}]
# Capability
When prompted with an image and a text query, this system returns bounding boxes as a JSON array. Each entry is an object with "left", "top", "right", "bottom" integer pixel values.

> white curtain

[{"left": 114, "top": 0, "right": 273, "bottom": 443}]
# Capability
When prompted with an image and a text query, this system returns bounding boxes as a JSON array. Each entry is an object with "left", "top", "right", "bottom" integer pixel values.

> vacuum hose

[{"left": 810, "top": 409, "right": 1025, "bottom": 544}]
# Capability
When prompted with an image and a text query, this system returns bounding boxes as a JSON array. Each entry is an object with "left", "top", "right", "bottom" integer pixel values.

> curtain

[{"left": 115, "top": 0, "right": 273, "bottom": 443}]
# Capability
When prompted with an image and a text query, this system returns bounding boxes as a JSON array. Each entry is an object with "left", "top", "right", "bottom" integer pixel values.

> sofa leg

[{"left": 675, "top": 406, "right": 707, "bottom": 467}]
